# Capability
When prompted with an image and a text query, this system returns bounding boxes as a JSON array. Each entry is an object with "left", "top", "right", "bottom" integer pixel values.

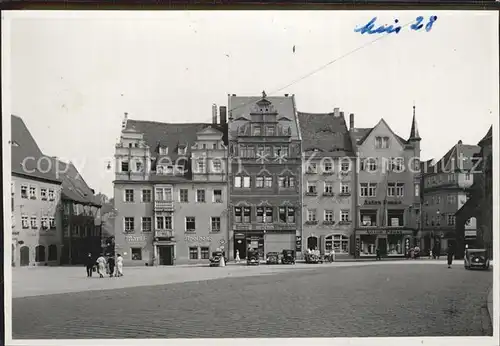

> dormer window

[
  {"left": 375, "top": 136, "right": 390, "bottom": 149},
  {"left": 178, "top": 147, "right": 186, "bottom": 155},
  {"left": 159, "top": 147, "right": 168, "bottom": 155}
]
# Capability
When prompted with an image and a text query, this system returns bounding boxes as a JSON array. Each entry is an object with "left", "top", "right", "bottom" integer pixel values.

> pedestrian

[
  {"left": 116, "top": 253, "right": 124, "bottom": 277},
  {"left": 330, "top": 248, "right": 336, "bottom": 262},
  {"left": 376, "top": 247, "right": 381, "bottom": 261},
  {"left": 429, "top": 248, "right": 433, "bottom": 259},
  {"left": 85, "top": 253, "right": 94, "bottom": 278},
  {"left": 108, "top": 255, "right": 116, "bottom": 278},
  {"left": 447, "top": 243, "right": 455, "bottom": 269},
  {"left": 436, "top": 242, "right": 441, "bottom": 260},
  {"left": 96, "top": 254, "right": 106, "bottom": 278},
  {"left": 235, "top": 250, "right": 240, "bottom": 263}
]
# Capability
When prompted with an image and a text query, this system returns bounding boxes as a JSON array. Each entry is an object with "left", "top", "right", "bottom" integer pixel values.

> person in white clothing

[
  {"left": 235, "top": 250, "right": 240, "bottom": 263},
  {"left": 330, "top": 248, "right": 336, "bottom": 262},
  {"left": 96, "top": 255, "right": 106, "bottom": 278},
  {"left": 115, "top": 254, "right": 124, "bottom": 277}
]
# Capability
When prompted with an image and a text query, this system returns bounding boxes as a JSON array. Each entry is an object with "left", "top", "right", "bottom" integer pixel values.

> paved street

[{"left": 12, "top": 261, "right": 492, "bottom": 339}]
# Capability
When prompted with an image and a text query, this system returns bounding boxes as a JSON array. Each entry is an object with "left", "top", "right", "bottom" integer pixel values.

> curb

[{"left": 487, "top": 286, "right": 493, "bottom": 325}]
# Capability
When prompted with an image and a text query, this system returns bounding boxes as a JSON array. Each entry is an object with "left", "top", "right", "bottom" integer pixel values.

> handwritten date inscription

[{"left": 354, "top": 16, "right": 438, "bottom": 35}]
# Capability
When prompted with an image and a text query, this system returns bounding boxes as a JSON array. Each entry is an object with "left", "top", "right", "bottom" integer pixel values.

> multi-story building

[
  {"left": 11, "top": 115, "right": 63, "bottom": 266},
  {"left": 350, "top": 108, "right": 421, "bottom": 257},
  {"left": 227, "top": 93, "right": 302, "bottom": 260},
  {"left": 298, "top": 108, "right": 356, "bottom": 258},
  {"left": 113, "top": 109, "right": 229, "bottom": 266},
  {"left": 420, "top": 140, "right": 480, "bottom": 254}
]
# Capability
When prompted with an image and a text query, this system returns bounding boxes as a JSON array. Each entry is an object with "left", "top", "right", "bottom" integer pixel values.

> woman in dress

[
  {"left": 116, "top": 254, "right": 124, "bottom": 277},
  {"left": 235, "top": 250, "right": 240, "bottom": 263},
  {"left": 96, "top": 254, "right": 106, "bottom": 278}
]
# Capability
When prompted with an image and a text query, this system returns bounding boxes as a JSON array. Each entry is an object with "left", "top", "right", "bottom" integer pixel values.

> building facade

[
  {"left": 298, "top": 109, "right": 356, "bottom": 258},
  {"left": 420, "top": 140, "right": 480, "bottom": 255},
  {"left": 113, "top": 110, "right": 229, "bottom": 266},
  {"left": 227, "top": 93, "right": 302, "bottom": 260},
  {"left": 350, "top": 109, "right": 421, "bottom": 257}
]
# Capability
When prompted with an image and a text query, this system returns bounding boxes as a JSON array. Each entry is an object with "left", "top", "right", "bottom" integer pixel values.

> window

[
  {"left": 165, "top": 216, "right": 173, "bottom": 229},
  {"left": 40, "top": 188, "right": 47, "bottom": 200},
  {"left": 197, "top": 160, "right": 206, "bottom": 174},
  {"left": 30, "top": 216, "right": 38, "bottom": 229},
  {"left": 156, "top": 187, "right": 173, "bottom": 201},
  {"left": 387, "top": 209, "right": 404, "bottom": 227},
  {"left": 256, "top": 207, "right": 273, "bottom": 223},
  {"left": 264, "top": 177, "right": 272, "bottom": 188},
  {"left": 142, "top": 217, "right": 152, "bottom": 232},
  {"left": 212, "top": 160, "right": 222, "bottom": 173},
  {"left": 189, "top": 247, "right": 199, "bottom": 260},
  {"left": 256, "top": 207, "right": 265, "bottom": 223},
  {"left": 307, "top": 181, "right": 317, "bottom": 194},
  {"left": 49, "top": 217, "right": 56, "bottom": 229},
  {"left": 341, "top": 183, "right": 350, "bottom": 194},
  {"left": 389, "top": 158, "right": 404, "bottom": 172},
  {"left": 21, "top": 215, "right": 29, "bottom": 228},
  {"left": 307, "top": 209, "right": 317, "bottom": 222},
  {"left": 185, "top": 217, "right": 196, "bottom": 231},
  {"left": 213, "top": 190, "right": 222, "bottom": 203},
  {"left": 436, "top": 196, "right": 441, "bottom": 204},
  {"left": 178, "top": 147, "right": 187, "bottom": 155},
  {"left": 243, "top": 207, "right": 251, "bottom": 223},
  {"left": 360, "top": 183, "right": 377, "bottom": 197},
  {"left": 256, "top": 177, "right": 264, "bottom": 188},
  {"left": 324, "top": 182, "right": 333, "bottom": 194},
  {"left": 234, "top": 176, "right": 250, "bottom": 188},
  {"left": 156, "top": 216, "right": 164, "bottom": 229},
  {"left": 29, "top": 186, "right": 37, "bottom": 199},
  {"left": 213, "top": 143, "right": 217, "bottom": 149},
  {"left": 242, "top": 176, "right": 250, "bottom": 188},
  {"left": 196, "top": 189, "right": 206, "bottom": 203},
  {"left": 465, "top": 173, "right": 471, "bottom": 180},
  {"left": 136, "top": 161, "right": 143, "bottom": 172},
  {"left": 325, "top": 234, "right": 349, "bottom": 254},
  {"left": 125, "top": 189, "right": 134, "bottom": 202},
  {"left": 447, "top": 194, "right": 456, "bottom": 204},
  {"left": 211, "top": 217, "right": 221, "bottom": 232},
  {"left": 131, "top": 248, "right": 142, "bottom": 260},
  {"left": 141, "top": 189, "right": 152, "bottom": 202},
  {"left": 278, "top": 176, "right": 295, "bottom": 188},
  {"left": 414, "top": 184, "right": 420, "bottom": 197},
  {"left": 234, "top": 207, "right": 242, "bottom": 223},
  {"left": 341, "top": 162, "right": 350, "bottom": 172},
  {"left": 375, "top": 136, "right": 390, "bottom": 149},
  {"left": 121, "top": 161, "right": 129, "bottom": 172},
  {"left": 124, "top": 217, "right": 135, "bottom": 232},
  {"left": 179, "top": 189, "right": 189, "bottom": 202},
  {"left": 323, "top": 161, "right": 333, "bottom": 173},
  {"left": 364, "top": 158, "right": 377, "bottom": 171},
  {"left": 234, "top": 176, "right": 242, "bottom": 188},
  {"left": 307, "top": 163, "right": 317, "bottom": 174},
  {"left": 21, "top": 185, "right": 28, "bottom": 198},
  {"left": 202, "top": 144, "right": 207, "bottom": 149},
  {"left": 201, "top": 247, "right": 210, "bottom": 259},
  {"left": 287, "top": 207, "right": 295, "bottom": 223},
  {"left": 340, "top": 210, "right": 350, "bottom": 222},
  {"left": 266, "top": 126, "right": 275, "bottom": 136},
  {"left": 252, "top": 126, "right": 261, "bottom": 136},
  {"left": 387, "top": 183, "right": 404, "bottom": 197},
  {"left": 41, "top": 217, "right": 49, "bottom": 229},
  {"left": 447, "top": 214, "right": 456, "bottom": 226},
  {"left": 159, "top": 147, "right": 168, "bottom": 155},
  {"left": 360, "top": 209, "right": 377, "bottom": 226},
  {"left": 279, "top": 207, "right": 287, "bottom": 223},
  {"left": 324, "top": 210, "right": 334, "bottom": 222}
]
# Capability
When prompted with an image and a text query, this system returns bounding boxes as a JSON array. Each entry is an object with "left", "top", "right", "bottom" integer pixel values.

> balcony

[
  {"left": 155, "top": 229, "right": 174, "bottom": 238},
  {"left": 154, "top": 200, "right": 174, "bottom": 212}
]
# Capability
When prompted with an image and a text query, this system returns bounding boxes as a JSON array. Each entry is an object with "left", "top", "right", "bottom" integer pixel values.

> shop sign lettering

[
  {"left": 366, "top": 230, "right": 403, "bottom": 235},
  {"left": 364, "top": 200, "right": 402, "bottom": 205},
  {"left": 126, "top": 235, "right": 146, "bottom": 243},
  {"left": 185, "top": 236, "right": 212, "bottom": 242}
]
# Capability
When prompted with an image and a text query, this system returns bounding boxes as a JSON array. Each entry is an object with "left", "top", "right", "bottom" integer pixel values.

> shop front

[
  {"left": 118, "top": 234, "right": 153, "bottom": 266},
  {"left": 232, "top": 224, "right": 295, "bottom": 259},
  {"left": 355, "top": 229, "right": 413, "bottom": 257}
]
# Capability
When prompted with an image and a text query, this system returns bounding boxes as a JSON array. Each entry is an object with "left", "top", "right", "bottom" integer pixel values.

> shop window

[
  {"left": 325, "top": 234, "right": 349, "bottom": 254},
  {"left": 387, "top": 209, "right": 404, "bottom": 227},
  {"left": 131, "top": 248, "right": 142, "bottom": 260},
  {"left": 360, "top": 235, "right": 376, "bottom": 255},
  {"left": 189, "top": 247, "right": 199, "bottom": 260},
  {"left": 201, "top": 247, "right": 210, "bottom": 259},
  {"left": 360, "top": 209, "right": 377, "bottom": 226},
  {"left": 387, "top": 235, "right": 403, "bottom": 255}
]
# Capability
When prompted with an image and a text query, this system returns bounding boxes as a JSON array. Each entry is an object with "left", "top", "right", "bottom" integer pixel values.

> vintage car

[
  {"left": 247, "top": 249, "right": 260, "bottom": 265},
  {"left": 464, "top": 248, "right": 490, "bottom": 270},
  {"left": 209, "top": 251, "right": 227, "bottom": 267},
  {"left": 281, "top": 249, "right": 295, "bottom": 264},
  {"left": 266, "top": 252, "right": 280, "bottom": 265},
  {"left": 305, "top": 252, "right": 324, "bottom": 264}
]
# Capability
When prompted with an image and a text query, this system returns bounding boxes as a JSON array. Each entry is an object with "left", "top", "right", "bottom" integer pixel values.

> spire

[{"left": 409, "top": 104, "right": 421, "bottom": 141}]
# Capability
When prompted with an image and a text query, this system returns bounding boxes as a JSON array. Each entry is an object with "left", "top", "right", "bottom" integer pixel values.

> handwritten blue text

[{"left": 354, "top": 16, "right": 438, "bottom": 35}]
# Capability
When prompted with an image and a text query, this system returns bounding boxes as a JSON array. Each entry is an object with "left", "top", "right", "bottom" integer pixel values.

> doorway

[
  {"left": 20, "top": 246, "right": 30, "bottom": 266},
  {"left": 158, "top": 245, "right": 174, "bottom": 265},
  {"left": 377, "top": 237, "right": 388, "bottom": 256},
  {"left": 307, "top": 236, "right": 318, "bottom": 251},
  {"left": 234, "top": 235, "right": 246, "bottom": 259}
]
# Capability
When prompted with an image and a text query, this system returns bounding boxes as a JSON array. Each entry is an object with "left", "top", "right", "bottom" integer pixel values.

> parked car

[
  {"left": 266, "top": 252, "right": 280, "bottom": 265},
  {"left": 247, "top": 249, "right": 260, "bottom": 265},
  {"left": 281, "top": 249, "right": 295, "bottom": 264},
  {"left": 209, "top": 251, "right": 227, "bottom": 267},
  {"left": 464, "top": 248, "right": 490, "bottom": 270}
]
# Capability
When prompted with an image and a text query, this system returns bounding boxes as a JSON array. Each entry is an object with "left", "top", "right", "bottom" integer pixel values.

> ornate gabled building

[
  {"left": 227, "top": 93, "right": 302, "bottom": 260},
  {"left": 350, "top": 107, "right": 421, "bottom": 258},
  {"left": 113, "top": 109, "right": 229, "bottom": 266},
  {"left": 298, "top": 108, "right": 356, "bottom": 258}
]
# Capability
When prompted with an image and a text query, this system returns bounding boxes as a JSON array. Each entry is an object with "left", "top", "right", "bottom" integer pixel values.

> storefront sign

[
  {"left": 355, "top": 237, "right": 361, "bottom": 257},
  {"left": 295, "top": 235, "right": 302, "bottom": 252},
  {"left": 364, "top": 230, "right": 403, "bottom": 235},
  {"left": 465, "top": 230, "right": 477, "bottom": 237},
  {"left": 126, "top": 235, "right": 146, "bottom": 243},
  {"left": 185, "top": 236, "right": 212, "bottom": 242},
  {"left": 234, "top": 224, "right": 251, "bottom": 231},
  {"left": 364, "top": 200, "right": 402, "bottom": 205}
]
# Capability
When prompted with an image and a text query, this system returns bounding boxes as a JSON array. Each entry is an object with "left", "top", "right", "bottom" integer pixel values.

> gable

[
  {"left": 197, "top": 126, "right": 222, "bottom": 136},
  {"left": 358, "top": 119, "right": 404, "bottom": 151}
]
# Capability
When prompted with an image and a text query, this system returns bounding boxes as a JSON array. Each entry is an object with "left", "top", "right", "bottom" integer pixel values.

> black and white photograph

[{"left": 2, "top": 9, "right": 499, "bottom": 345}]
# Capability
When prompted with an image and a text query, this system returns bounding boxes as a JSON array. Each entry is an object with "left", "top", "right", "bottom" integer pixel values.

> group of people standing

[{"left": 85, "top": 253, "right": 124, "bottom": 278}]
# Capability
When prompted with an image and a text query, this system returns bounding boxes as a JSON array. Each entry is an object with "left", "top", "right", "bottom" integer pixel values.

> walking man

[
  {"left": 447, "top": 243, "right": 455, "bottom": 268},
  {"left": 85, "top": 253, "right": 94, "bottom": 278}
]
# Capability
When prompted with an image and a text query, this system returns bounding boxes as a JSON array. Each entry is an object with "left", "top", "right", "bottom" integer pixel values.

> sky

[{"left": 4, "top": 10, "right": 499, "bottom": 197}]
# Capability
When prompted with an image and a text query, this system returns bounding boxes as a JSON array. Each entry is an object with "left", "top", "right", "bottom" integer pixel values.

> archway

[
  {"left": 20, "top": 246, "right": 29, "bottom": 266},
  {"left": 48, "top": 244, "right": 58, "bottom": 261},
  {"left": 307, "top": 236, "right": 318, "bottom": 250},
  {"left": 325, "top": 234, "right": 349, "bottom": 254},
  {"left": 35, "top": 245, "right": 46, "bottom": 262}
]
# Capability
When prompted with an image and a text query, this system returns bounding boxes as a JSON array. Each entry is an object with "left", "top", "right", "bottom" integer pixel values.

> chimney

[
  {"left": 122, "top": 112, "right": 128, "bottom": 130},
  {"left": 212, "top": 104, "right": 218, "bottom": 124},
  {"left": 219, "top": 106, "right": 227, "bottom": 125},
  {"left": 349, "top": 113, "right": 354, "bottom": 130},
  {"left": 333, "top": 107, "right": 340, "bottom": 117}
]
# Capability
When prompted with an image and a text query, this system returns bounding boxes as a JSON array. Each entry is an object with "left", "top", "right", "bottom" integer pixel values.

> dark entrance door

[
  {"left": 20, "top": 246, "right": 30, "bottom": 266},
  {"left": 378, "top": 237, "right": 388, "bottom": 256},
  {"left": 307, "top": 236, "right": 318, "bottom": 251},
  {"left": 158, "top": 245, "right": 173, "bottom": 265},
  {"left": 234, "top": 233, "right": 246, "bottom": 259}
]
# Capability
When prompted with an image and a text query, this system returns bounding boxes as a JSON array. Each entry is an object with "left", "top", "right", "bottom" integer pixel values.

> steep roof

[
  {"left": 426, "top": 141, "right": 481, "bottom": 174},
  {"left": 11, "top": 115, "right": 61, "bottom": 184},
  {"left": 297, "top": 111, "right": 355, "bottom": 156},
  {"left": 353, "top": 119, "right": 407, "bottom": 146},
  {"left": 478, "top": 125, "right": 492, "bottom": 147},
  {"left": 408, "top": 106, "right": 421, "bottom": 141}
]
